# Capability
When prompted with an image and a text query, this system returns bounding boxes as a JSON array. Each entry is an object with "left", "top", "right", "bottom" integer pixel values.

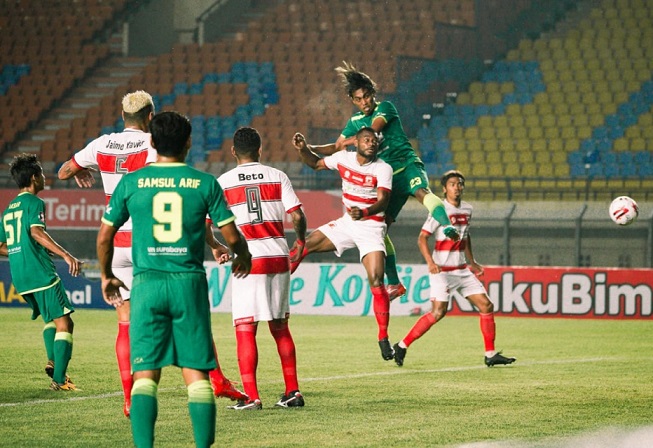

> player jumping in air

[
  {"left": 296, "top": 62, "right": 459, "bottom": 302},
  {"left": 392, "top": 170, "right": 516, "bottom": 368}
]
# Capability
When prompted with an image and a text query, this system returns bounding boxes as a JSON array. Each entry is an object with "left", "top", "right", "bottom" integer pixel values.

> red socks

[
  {"left": 269, "top": 320, "right": 299, "bottom": 395},
  {"left": 402, "top": 313, "right": 437, "bottom": 347},
  {"left": 479, "top": 313, "right": 496, "bottom": 352},
  {"left": 208, "top": 341, "right": 226, "bottom": 384},
  {"left": 116, "top": 321, "right": 132, "bottom": 401},
  {"left": 235, "top": 323, "right": 259, "bottom": 401},
  {"left": 370, "top": 286, "right": 390, "bottom": 340}
]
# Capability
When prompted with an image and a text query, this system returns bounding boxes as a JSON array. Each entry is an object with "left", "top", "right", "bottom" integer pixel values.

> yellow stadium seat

[
  {"left": 471, "top": 92, "right": 487, "bottom": 105},
  {"left": 638, "top": 114, "right": 653, "bottom": 127},
  {"left": 602, "top": 103, "right": 617, "bottom": 115},
  {"left": 479, "top": 127, "right": 495, "bottom": 139},
  {"left": 502, "top": 151, "right": 518, "bottom": 163},
  {"left": 535, "top": 152, "right": 551, "bottom": 163},
  {"left": 504, "top": 163, "right": 520, "bottom": 177},
  {"left": 469, "top": 82, "right": 483, "bottom": 94},
  {"left": 586, "top": 103, "right": 602, "bottom": 115},
  {"left": 533, "top": 92, "right": 549, "bottom": 105},
  {"left": 529, "top": 127, "right": 544, "bottom": 139},
  {"left": 486, "top": 151, "right": 501, "bottom": 163},
  {"left": 451, "top": 138, "right": 465, "bottom": 152},
  {"left": 496, "top": 126, "right": 511, "bottom": 139},
  {"left": 467, "top": 138, "right": 482, "bottom": 152},
  {"left": 516, "top": 139, "right": 530, "bottom": 152},
  {"left": 551, "top": 152, "right": 567, "bottom": 164},
  {"left": 484, "top": 82, "right": 500, "bottom": 94},
  {"left": 549, "top": 139, "right": 564, "bottom": 152},
  {"left": 541, "top": 114, "right": 556, "bottom": 128},
  {"left": 532, "top": 139, "right": 547, "bottom": 152},
  {"left": 538, "top": 103, "right": 553, "bottom": 115},
  {"left": 508, "top": 115, "right": 525, "bottom": 127},
  {"left": 499, "top": 139, "right": 514, "bottom": 152},
  {"left": 506, "top": 104, "right": 521, "bottom": 116},
  {"left": 488, "top": 163, "right": 503, "bottom": 177},
  {"left": 517, "top": 151, "right": 534, "bottom": 163},
  {"left": 569, "top": 103, "right": 585, "bottom": 116},
  {"left": 493, "top": 115, "right": 508, "bottom": 127},
  {"left": 499, "top": 83, "right": 515, "bottom": 94},
  {"left": 469, "top": 148, "right": 484, "bottom": 163},
  {"left": 561, "top": 127, "right": 576, "bottom": 139},
  {"left": 544, "top": 127, "right": 561, "bottom": 139},
  {"left": 564, "top": 138, "right": 580, "bottom": 152},
  {"left": 589, "top": 115, "right": 605, "bottom": 128},
  {"left": 448, "top": 127, "right": 464, "bottom": 139},
  {"left": 553, "top": 103, "right": 570, "bottom": 115},
  {"left": 487, "top": 92, "right": 502, "bottom": 105},
  {"left": 642, "top": 127, "right": 653, "bottom": 139},
  {"left": 577, "top": 126, "right": 592, "bottom": 139},
  {"left": 631, "top": 138, "right": 646, "bottom": 151},
  {"left": 483, "top": 139, "right": 499, "bottom": 152},
  {"left": 521, "top": 163, "right": 537, "bottom": 177},
  {"left": 512, "top": 126, "right": 528, "bottom": 139},
  {"left": 537, "top": 164, "right": 554, "bottom": 177},
  {"left": 464, "top": 127, "right": 479, "bottom": 139},
  {"left": 575, "top": 115, "right": 589, "bottom": 126},
  {"left": 613, "top": 137, "right": 629, "bottom": 151},
  {"left": 456, "top": 92, "right": 471, "bottom": 104},
  {"left": 525, "top": 115, "right": 540, "bottom": 128},
  {"left": 477, "top": 116, "right": 492, "bottom": 128},
  {"left": 625, "top": 127, "right": 641, "bottom": 139}
]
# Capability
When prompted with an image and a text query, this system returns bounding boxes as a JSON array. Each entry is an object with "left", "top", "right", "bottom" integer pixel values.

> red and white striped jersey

[
  {"left": 218, "top": 162, "right": 302, "bottom": 274},
  {"left": 323, "top": 150, "right": 392, "bottom": 222},
  {"left": 421, "top": 199, "right": 473, "bottom": 272},
  {"left": 71, "top": 128, "right": 157, "bottom": 246}
]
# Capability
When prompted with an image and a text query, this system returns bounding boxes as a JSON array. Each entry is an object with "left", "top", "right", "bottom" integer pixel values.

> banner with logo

[
  {"left": 206, "top": 263, "right": 652, "bottom": 319},
  {"left": 0, "top": 189, "right": 343, "bottom": 230},
  {"left": 2, "top": 261, "right": 650, "bottom": 319}
]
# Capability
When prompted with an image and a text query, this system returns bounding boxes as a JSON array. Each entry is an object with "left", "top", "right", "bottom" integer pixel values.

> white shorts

[
  {"left": 318, "top": 215, "right": 387, "bottom": 261},
  {"left": 231, "top": 272, "right": 290, "bottom": 325},
  {"left": 429, "top": 269, "right": 487, "bottom": 302},
  {"left": 112, "top": 246, "right": 133, "bottom": 300}
]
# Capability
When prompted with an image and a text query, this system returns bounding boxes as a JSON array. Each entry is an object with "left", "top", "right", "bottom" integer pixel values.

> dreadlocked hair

[{"left": 335, "top": 61, "right": 377, "bottom": 98}]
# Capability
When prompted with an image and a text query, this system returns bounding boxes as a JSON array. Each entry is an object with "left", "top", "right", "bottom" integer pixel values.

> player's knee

[{"left": 430, "top": 302, "right": 448, "bottom": 321}]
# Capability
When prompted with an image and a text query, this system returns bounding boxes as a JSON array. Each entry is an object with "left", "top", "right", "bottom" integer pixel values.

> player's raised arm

[{"left": 292, "top": 133, "right": 329, "bottom": 170}]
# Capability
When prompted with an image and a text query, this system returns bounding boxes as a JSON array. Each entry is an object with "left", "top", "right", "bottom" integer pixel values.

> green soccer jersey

[
  {"left": 0, "top": 192, "right": 61, "bottom": 294},
  {"left": 341, "top": 100, "right": 420, "bottom": 172},
  {"left": 101, "top": 163, "right": 236, "bottom": 276}
]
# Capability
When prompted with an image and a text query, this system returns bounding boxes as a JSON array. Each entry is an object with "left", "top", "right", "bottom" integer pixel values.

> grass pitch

[{"left": 0, "top": 308, "right": 651, "bottom": 447}]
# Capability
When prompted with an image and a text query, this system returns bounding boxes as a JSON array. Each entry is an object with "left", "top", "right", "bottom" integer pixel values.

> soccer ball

[{"left": 609, "top": 196, "right": 639, "bottom": 226}]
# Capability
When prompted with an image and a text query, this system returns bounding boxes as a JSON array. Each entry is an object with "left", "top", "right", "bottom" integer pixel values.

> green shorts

[
  {"left": 130, "top": 271, "right": 216, "bottom": 372},
  {"left": 385, "top": 160, "right": 430, "bottom": 222},
  {"left": 22, "top": 279, "right": 75, "bottom": 323}
]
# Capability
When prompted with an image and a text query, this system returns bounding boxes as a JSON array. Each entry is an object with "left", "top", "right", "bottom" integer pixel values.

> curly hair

[{"left": 335, "top": 61, "right": 377, "bottom": 98}]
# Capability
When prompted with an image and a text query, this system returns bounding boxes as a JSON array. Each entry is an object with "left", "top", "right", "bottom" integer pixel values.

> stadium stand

[
  {"left": 416, "top": 0, "right": 653, "bottom": 201},
  {"left": 2, "top": 0, "right": 650, "bottom": 200}
]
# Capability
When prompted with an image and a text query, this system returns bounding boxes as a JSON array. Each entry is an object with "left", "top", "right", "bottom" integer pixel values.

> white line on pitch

[{"left": 0, "top": 357, "right": 622, "bottom": 408}]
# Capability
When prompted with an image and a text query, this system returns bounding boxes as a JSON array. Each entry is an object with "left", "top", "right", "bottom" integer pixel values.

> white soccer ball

[{"left": 609, "top": 196, "right": 639, "bottom": 226}]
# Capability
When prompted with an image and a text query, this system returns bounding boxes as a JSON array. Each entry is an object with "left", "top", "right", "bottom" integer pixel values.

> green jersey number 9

[{"left": 152, "top": 192, "right": 182, "bottom": 243}]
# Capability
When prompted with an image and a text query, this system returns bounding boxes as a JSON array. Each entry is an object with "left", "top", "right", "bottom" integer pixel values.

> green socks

[
  {"left": 131, "top": 378, "right": 159, "bottom": 448},
  {"left": 188, "top": 380, "right": 216, "bottom": 448},
  {"left": 52, "top": 332, "right": 73, "bottom": 384}
]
